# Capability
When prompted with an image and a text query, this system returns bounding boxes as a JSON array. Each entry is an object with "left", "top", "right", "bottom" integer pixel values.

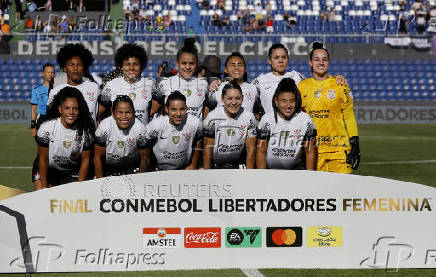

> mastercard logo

[{"left": 266, "top": 227, "right": 302, "bottom": 247}]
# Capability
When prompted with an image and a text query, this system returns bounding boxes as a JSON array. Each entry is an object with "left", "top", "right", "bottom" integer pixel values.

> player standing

[
  {"left": 36, "top": 87, "right": 94, "bottom": 188},
  {"left": 203, "top": 81, "right": 257, "bottom": 169},
  {"left": 47, "top": 43, "right": 100, "bottom": 123},
  {"left": 143, "top": 91, "right": 203, "bottom": 170},
  {"left": 156, "top": 38, "right": 208, "bottom": 119},
  {"left": 94, "top": 95, "right": 148, "bottom": 177},
  {"left": 30, "top": 63, "right": 55, "bottom": 136},
  {"left": 252, "top": 43, "right": 347, "bottom": 116},
  {"left": 207, "top": 52, "right": 259, "bottom": 114},
  {"left": 256, "top": 78, "right": 317, "bottom": 169},
  {"left": 100, "top": 43, "right": 158, "bottom": 125},
  {"left": 298, "top": 42, "right": 360, "bottom": 173}
]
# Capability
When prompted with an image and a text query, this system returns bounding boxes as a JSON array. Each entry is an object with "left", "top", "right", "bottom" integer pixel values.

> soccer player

[
  {"left": 203, "top": 81, "right": 257, "bottom": 169},
  {"left": 47, "top": 43, "right": 100, "bottom": 123},
  {"left": 256, "top": 78, "right": 317, "bottom": 169},
  {"left": 94, "top": 95, "right": 148, "bottom": 177},
  {"left": 30, "top": 63, "right": 55, "bottom": 136},
  {"left": 143, "top": 91, "right": 203, "bottom": 170},
  {"left": 156, "top": 38, "right": 208, "bottom": 119},
  {"left": 252, "top": 43, "right": 347, "bottom": 115},
  {"left": 298, "top": 42, "right": 360, "bottom": 173},
  {"left": 36, "top": 87, "right": 95, "bottom": 188},
  {"left": 100, "top": 43, "right": 157, "bottom": 125},
  {"left": 207, "top": 52, "right": 259, "bottom": 114}
]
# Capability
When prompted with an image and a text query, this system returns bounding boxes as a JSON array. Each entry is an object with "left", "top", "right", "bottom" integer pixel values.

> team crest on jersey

[
  {"left": 182, "top": 131, "right": 192, "bottom": 142},
  {"left": 87, "top": 91, "right": 95, "bottom": 101},
  {"left": 245, "top": 91, "right": 253, "bottom": 101},
  {"left": 238, "top": 125, "right": 246, "bottom": 136},
  {"left": 197, "top": 88, "right": 204, "bottom": 97},
  {"left": 183, "top": 89, "right": 192, "bottom": 98},
  {"left": 127, "top": 137, "right": 135, "bottom": 147},
  {"left": 74, "top": 136, "right": 83, "bottom": 146},
  {"left": 293, "top": 129, "right": 303, "bottom": 140},
  {"left": 117, "top": 141, "right": 125, "bottom": 149},
  {"left": 129, "top": 93, "right": 136, "bottom": 100},
  {"left": 327, "top": 89, "right": 336, "bottom": 99},
  {"left": 172, "top": 136, "right": 180, "bottom": 144},
  {"left": 63, "top": 140, "right": 72, "bottom": 148},
  {"left": 227, "top": 129, "right": 236, "bottom": 136},
  {"left": 314, "top": 88, "right": 322, "bottom": 99},
  {"left": 141, "top": 88, "right": 149, "bottom": 100}
]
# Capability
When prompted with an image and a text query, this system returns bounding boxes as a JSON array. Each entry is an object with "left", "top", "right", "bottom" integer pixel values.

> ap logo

[
  {"left": 10, "top": 236, "right": 64, "bottom": 272},
  {"left": 360, "top": 236, "right": 414, "bottom": 271}
]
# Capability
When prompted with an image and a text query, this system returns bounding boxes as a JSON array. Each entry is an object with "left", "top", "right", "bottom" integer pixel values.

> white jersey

[
  {"left": 257, "top": 111, "right": 316, "bottom": 169},
  {"left": 203, "top": 107, "right": 256, "bottom": 167},
  {"left": 100, "top": 76, "right": 156, "bottom": 125},
  {"left": 251, "top": 71, "right": 305, "bottom": 114},
  {"left": 144, "top": 114, "right": 203, "bottom": 170},
  {"left": 36, "top": 118, "right": 93, "bottom": 171},
  {"left": 95, "top": 116, "right": 147, "bottom": 175},
  {"left": 209, "top": 81, "right": 259, "bottom": 113},
  {"left": 157, "top": 75, "right": 208, "bottom": 119},
  {"left": 48, "top": 81, "right": 100, "bottom": 122}
]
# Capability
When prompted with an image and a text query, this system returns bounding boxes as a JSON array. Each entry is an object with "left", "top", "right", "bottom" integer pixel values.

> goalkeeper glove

[{"left": 346, "top": 136, "right": 360, "bottom": 170}]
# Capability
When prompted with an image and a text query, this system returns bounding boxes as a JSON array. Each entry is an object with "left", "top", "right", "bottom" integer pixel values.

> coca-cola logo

[{"left": 184, "top": 228, "right": 221, "bottom": 248}]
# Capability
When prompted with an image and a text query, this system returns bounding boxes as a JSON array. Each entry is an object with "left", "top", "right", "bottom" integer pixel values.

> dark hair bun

[
  {"left": 183, "top": 38, "right": 197, "bottom": 50},
  {"left": 312, "top": 42, "right": 324, "bottom": 50}
]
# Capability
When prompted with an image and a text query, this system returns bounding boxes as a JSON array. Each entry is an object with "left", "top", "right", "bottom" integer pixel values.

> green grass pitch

[{"left": 0, "top": 124, "right": 435, "bottom": 276}]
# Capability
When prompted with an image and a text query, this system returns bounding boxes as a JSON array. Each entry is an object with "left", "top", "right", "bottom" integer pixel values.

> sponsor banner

[
  {"left": 307, "top": 226, "right": 343, "bottom": 247},
  {"left": 143, "top": 228, "right": 181, "bottom": 248},
  {"left": 225, "top": 227, "right": 262, "bottom": 248},
  {"left": 13, "top": 40, "right": 310, "bottom": 57},
  {"left": 354, "top": 105, "right": 436, "bottom": 124},
  {"left": 0, "top": 104, "right": 31, "bottom": 124},
  {"left": 1, "top": 170, "right": 436, "bottom": 272},
  {"left": 410, "top": 36, "right": 432, "bottom": 50},
  {"left": 384, "top": 36, "right": 411, "bottom": 47}
]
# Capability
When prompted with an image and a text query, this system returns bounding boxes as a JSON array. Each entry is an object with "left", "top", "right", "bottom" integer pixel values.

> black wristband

[{"left": 31, "top": 120, "right": 36, "bottom": 129}]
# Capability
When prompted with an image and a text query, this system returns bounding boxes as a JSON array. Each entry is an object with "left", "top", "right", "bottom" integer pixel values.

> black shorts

[{"left": 48, "top": 168, "right": 79, "bottom": 186}]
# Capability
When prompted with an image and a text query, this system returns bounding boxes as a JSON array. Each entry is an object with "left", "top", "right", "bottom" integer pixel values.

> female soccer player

[
  {"left": 256, "top": 78, "right": 317, "bottom": 169},
  {"left": 252, "top": 43, "right": 347, "bottom": 116},
  {"left": 100, "top": 43, "right": 157, "bottom": 125},
  {"left": 208, "top": 52, "right": 259, "bottom": 114},
  {"left": 36, "top": 87, "right": 94, "bottom": 188},
  {"left": 203, "top": 81, "right": 257, "bottom": 169},
  {"left": 143, "top": 91, "right": 203, "bottom": 170},
  {"left": 47, "top": 43, "right": 100, "bottom": 123},
  {"left": 298, "top": 42, "right": 359, "bottom": 173},
  {"left": 156, "top": 38, "right": 208, "bottom": 119},
  {"left": 94, "top": 95, "right": 148, "bottom": 177}
]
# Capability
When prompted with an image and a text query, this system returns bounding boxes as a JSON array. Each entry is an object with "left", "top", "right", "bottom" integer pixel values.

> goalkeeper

[{"left": 298, "top": 42, "right": 360, "bottom": 173}]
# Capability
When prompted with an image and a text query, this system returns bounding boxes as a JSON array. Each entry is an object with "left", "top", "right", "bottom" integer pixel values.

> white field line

[
  {"left": 0, "top": 167, "right": 32, "bottom": 169},
  {"left": 361, "top": 136, "right": 436, "bottom": 141},
  {"left": 241, "top": 269, "right": 265, "bottom": 277},
  {"left": 362, "top": 160, "right": 436, "bottom": 165}
]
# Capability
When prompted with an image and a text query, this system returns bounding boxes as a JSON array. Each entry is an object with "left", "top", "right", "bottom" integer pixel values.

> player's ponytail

[
  {"left": 272, "top": 78, "right": 302, "bottom": 123},
  {"left": 177, "top": 37, "right": 198, "bottom": 63},
  {"left": 310, "top": 41, "right": 330, "bottom": 60}
]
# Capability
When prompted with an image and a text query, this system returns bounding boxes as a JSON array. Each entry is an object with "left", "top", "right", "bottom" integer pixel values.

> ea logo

[{"left": 227, "top": 229, "right": 244, "bottom": 246}]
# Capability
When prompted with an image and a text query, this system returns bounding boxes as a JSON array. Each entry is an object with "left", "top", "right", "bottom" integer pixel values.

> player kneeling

[
  {"left": 143, "top": 91, "right": 203, "bottom": 170},
  {"left": 94, "top": 95, "right": 148, "bottom": 177},
  {"left": 203, "top": 81, "right": 257, "bottom": 169},
  {"left": 256, "top": 78, "right": 317, "bottom": 170}
]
